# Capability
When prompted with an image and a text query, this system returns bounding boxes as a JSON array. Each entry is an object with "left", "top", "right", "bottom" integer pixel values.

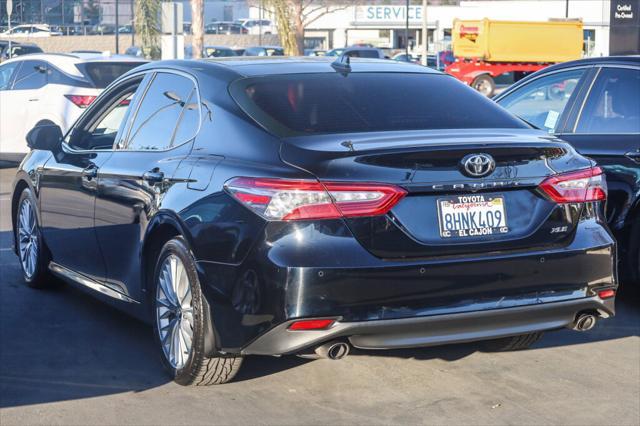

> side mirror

[{"left": 26, "top": 124, "right": 63, "bottom": 152}]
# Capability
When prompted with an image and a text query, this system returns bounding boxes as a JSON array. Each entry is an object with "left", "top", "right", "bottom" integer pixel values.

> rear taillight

[
  {"left": 224, "top": 177, "right": 407, "bottom": 221},
  {"left": 539, "top": 167, "right": 607, "bottom": 203},
  {"left": 64, "top": 94, "right": 97, "bottom": 108}
]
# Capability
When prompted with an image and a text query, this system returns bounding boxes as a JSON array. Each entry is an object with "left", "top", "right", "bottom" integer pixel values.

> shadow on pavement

[{"left": 1, "top": 218, "right": 639, "bottom": 407}]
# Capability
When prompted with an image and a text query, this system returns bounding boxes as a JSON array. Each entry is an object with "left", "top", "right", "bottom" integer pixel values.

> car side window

[
  {"left": 12, "top": 60, "right": 48, "bottom": 90},
  {"left": 574, "top": 67, "right": 640, "bottom": 134},
  {"left": 359, "top": 50, "right": 380, "bottom": 58},
  {"left": 67, "top": 76, "right": 147, "bottom": 151},
  {"left": 497, "top": 69, "right": 586, "bottom": 132},
  {"left": 171, "top": 89, "right": 201, "bottom": 145},
  {"left": 0, "top": 62, "right": 20, "bottom": 90},
  {"left": 125, "top": 72, "right": 198, "bottom": 151}
]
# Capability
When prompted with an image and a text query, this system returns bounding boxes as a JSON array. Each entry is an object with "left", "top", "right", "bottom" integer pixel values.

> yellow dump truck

[{"left": 446, "top": 19, "right": 584, "bottom": 96}]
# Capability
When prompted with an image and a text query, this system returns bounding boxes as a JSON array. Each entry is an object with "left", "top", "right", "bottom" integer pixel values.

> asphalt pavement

[{"left": 0, "top": 165, "right": 638, "bottom": 425}]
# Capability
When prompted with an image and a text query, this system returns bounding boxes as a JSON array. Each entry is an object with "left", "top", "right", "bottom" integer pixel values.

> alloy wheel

[
  {"left": 17, "top": 198, "right": 38, "bottom": 278},
  {"left": 156, "top": 254, "right": 194, "bottom": 370}
]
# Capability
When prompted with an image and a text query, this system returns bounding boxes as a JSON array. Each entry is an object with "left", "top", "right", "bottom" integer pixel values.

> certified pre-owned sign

[
  {"left": 611, "top": 0, "right": 639, "bottom": 24},
  {"left": 609, "top": 0, "right": 640, "bottom": 54}
]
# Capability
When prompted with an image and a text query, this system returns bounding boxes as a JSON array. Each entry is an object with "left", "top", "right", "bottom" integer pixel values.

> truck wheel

[
  {"left": 472, "top": 75, "right": 496, "bottom": 97},
  {"left": 482, "top": 332, "right": 543, "bottom": 351},
  {"left": 152, "top": 236, "right": 243, "bottom": 385}
]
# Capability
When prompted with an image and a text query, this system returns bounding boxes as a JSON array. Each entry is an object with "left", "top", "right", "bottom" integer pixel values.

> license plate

[{"left": 437, "top": 195, "right": 509, "bottom": 238}]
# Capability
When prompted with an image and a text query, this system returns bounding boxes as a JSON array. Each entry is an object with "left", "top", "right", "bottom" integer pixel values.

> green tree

[
  {"left": 134, "top": 0, "right": 161, "bottom": 59},
  {"left": 261, "top": 0, "right": 357, "bottom": 56}
]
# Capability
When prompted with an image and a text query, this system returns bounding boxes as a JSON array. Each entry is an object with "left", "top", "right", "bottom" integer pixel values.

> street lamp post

[
  {"left": 115, "top": 0, "right": 120, "bottom": 53},
  {"left": 6, "top": 0, "right": 12, "bottom": 59},
  {"left": 405, "top": 0, "right": 409, "bottom": 57},
  {"left": 421, "top": 0, "right": 428, "bottom": 66},
  {"left": 259, "top": 0, "right": 263, "bottom": 46}
]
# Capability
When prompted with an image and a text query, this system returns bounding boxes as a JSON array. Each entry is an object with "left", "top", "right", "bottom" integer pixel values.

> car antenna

[{"left": 331, "top": 54, "right": 351, "bottom": 75}]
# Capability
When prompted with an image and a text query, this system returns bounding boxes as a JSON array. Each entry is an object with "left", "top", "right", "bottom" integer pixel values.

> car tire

[
  {"left": 482, "top": 332, "right": 543, "bottom": 352},
  {"left": 15, "top": 188, "right": 54, "bottom": 288},
  {"left": 152, "top": 236, "right": 243, "bottom": 385},
  {"left": 472, "top": 74, "right": 496, "bottom": 97}
]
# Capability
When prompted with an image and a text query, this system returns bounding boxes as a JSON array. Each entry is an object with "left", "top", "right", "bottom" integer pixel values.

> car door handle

[
  {"left": 625, "top": 150, "right": 640, "bottom": 163},
  {"left": 28, "top": 98, "right": 39, "bottom": 102},
  {"left": 82, "top": 165, "right": 98, "bottom": 180},
  {"left": 142, "top": 170, "right": 164, "bottom": 184}
]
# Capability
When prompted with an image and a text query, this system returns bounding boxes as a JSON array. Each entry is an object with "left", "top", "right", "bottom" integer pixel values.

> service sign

[{"left": 355, "top": 6, "right": 425, "bottom": 24}]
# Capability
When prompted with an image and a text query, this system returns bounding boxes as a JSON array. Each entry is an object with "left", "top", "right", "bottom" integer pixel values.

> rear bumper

[
  {"left": 243, "top": 296, "right": 615, "bottom": 355},
  {"left": 197, "top": 217, "right": 617, "bottom": 354}
]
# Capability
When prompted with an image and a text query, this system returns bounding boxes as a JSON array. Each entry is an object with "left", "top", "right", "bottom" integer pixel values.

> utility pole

[
  {"left": 259, "top": 0, "right": 263, "bottom": 46},
  {"left": 115, "top": 0, "right": 120, "bottom": 53},
  {"left": 565, "top": 0, "right": 569, "bottom": 18},
  {"left": 421, "top": 0, "right": 428, "bottom": 66},
  {"left": 131, "top": 0, "right": 135, "bottom": 47},
  {"left": 405, "top": 0, "right": 409, "bottom": 57},
  {"left": 6, "top": 0, "right": 12, "bottom": 59}
]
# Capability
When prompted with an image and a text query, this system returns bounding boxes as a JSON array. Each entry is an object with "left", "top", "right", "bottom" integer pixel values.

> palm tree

[
  {"left": 134, "top": 0, "right": 161, "bottom": 59},
  {"left": 191, "top": 0, "right": 204, "bottom": 59}
]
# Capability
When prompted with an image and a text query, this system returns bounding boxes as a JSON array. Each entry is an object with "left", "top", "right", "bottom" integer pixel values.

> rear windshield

[
  {"left": 80, "top": 62, "right": 145, "bottom": 88},
  {"left": 230, "top": 73, "right": 527, "bottom": 136}
]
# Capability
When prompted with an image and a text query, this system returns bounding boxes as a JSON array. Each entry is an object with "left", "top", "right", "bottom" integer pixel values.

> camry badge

[{"left": 461, "top": 153, "right": 496, "bottom": 178}]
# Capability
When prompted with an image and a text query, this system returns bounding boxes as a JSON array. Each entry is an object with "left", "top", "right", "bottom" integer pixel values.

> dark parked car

[
  {"left": 203, "top": 46, "right": 237, "bottom": 58},
  {"left": 12, "top": 57, "right": 617, "bottom": 385},
  {"left": 495, "top": 56, "right": 640, "bottom": 284},
  {"left": 0, "top": 41, "right": 43, "bottom": 61},
  {"left": 242, "top": 46, "right": 284, "bottom": 56},
  {"left": 205, "top": 21, "right": 247, "bottom": 35},
  {"left": 327, "top": 47, "right": 386, "bottom": 59}
]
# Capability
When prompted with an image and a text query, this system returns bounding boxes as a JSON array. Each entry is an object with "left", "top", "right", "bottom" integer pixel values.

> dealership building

[{"left": 247, "top": 1, "right": 613, "bottom": 56}]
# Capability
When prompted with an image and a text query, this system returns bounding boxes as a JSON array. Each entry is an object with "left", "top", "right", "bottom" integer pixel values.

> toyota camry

[{"left": 11, "top": 57, "right": 617, "bottom": 385}]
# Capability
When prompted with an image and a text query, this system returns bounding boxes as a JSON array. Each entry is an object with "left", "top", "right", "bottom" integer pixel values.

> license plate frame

[{"left": 437, "top": 195, "right": 509, "bottom": 239}]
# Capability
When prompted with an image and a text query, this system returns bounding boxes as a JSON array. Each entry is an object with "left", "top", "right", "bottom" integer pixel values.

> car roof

[
  {"left": 1, "top": 52, "right": 147, "bottom": 77},
  {"left": 539, "top": 55, "right": 640, "bottom": 72},
  {"left": 130, "top": 56, "right": 439, "bottom": 81}
]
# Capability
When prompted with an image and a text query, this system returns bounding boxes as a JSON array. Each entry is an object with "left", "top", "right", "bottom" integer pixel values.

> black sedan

[
  {"left": 11, "top": 57, "right": 617, "bottom": 385},
  {"left": 495, "top": 56, "right": 639, "bottom": 285}
]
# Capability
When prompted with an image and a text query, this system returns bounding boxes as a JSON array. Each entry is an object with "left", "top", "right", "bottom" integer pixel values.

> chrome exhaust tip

[
  {"left": 315, "top": 341, "right": 350, "bottom": 360},
  {"left": 572, "top": 313, "right": 598, "bottom": 332}
]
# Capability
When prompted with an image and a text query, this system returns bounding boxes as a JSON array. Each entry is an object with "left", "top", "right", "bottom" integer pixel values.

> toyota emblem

[{"left": 461, "top": 153, "right": 496, "bottom": 178}]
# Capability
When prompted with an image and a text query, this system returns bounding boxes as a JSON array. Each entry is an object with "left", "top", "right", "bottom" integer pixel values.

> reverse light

[
  {"left": 64, "top": 94, "right": 97, "bottom": 108},
  {"left": 539, "top": 167, "right": 607, "bottom": 203},
  {"left": 224, "top": 177, "right": 407, "bottom": 221},
  {"left": 289, "top": 319, "right": 335, "bottom": 331}
]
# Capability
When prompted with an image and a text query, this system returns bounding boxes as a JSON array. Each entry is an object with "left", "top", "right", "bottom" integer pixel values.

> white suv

[
  {"left": 0, "top": 53, "right": 145, "bottom": 161},
  {"left": 237, "top": 19, "right": 276, "bottom": 35}
]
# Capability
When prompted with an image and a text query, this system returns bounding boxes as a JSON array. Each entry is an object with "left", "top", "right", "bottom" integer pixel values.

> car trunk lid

[{"left": 280, "top": 129, "right": 592, "bottom": 259}]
